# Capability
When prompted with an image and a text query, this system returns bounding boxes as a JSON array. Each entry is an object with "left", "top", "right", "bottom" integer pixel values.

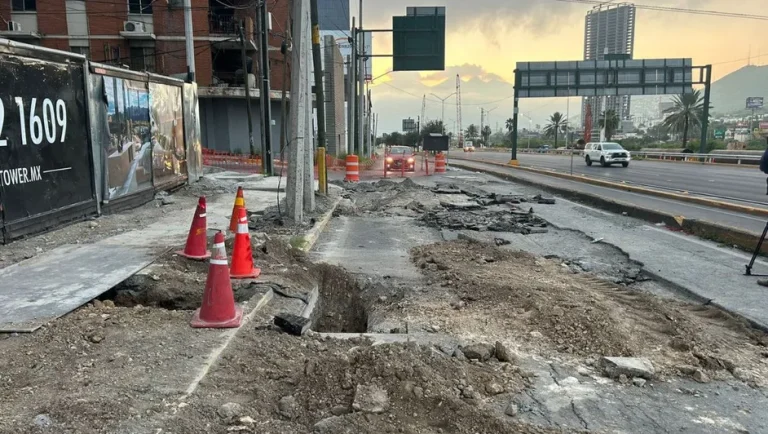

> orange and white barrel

[
  {"left": 345, "top": 154, "right": 360, "bottom": 182},
  {"left": 434, "top": 153, "right": 446, "bottom": 173}
]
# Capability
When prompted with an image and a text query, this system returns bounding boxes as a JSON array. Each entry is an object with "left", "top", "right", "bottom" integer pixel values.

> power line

[{"left": 553, "top": 0, "right": 768, "bottom": 21}]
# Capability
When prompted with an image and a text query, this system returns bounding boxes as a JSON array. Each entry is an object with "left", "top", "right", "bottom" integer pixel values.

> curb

[
  {"left": 301, "top": 195, "right": 342, "bottom": 253},
  {"left": 450, "top": 161, "right": 768, "bottom": 255},
  {"left": 453, "top": 157, "right": 768, "bottom": 218}
]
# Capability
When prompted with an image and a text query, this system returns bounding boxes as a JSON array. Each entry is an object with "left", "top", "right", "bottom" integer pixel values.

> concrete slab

[{"left": 0, "top": 243, "right": 158, "bottom": 332}]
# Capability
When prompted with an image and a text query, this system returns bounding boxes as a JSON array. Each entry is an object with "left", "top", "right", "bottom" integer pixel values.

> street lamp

[
  {"left": 430, "top": 92, "right": 456, "bottom": 135},
  {"left": 520, "top": 113, "right": 533, "bottom": 150}
]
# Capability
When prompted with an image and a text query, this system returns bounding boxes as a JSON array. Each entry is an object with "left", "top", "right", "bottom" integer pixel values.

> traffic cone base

[
  {"left": 231, "top": 267, "right": 261, "bottom": 279},
  {"left": 191, "top": 305, "right": 243, "bottom": 328},
  {"left": 176, "top": 248, "right": 212, "bottom": 260}
]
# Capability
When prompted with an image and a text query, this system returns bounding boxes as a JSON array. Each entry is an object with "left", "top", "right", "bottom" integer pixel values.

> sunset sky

[{"left": 351, "top": 0, "right": 767, "bottom": 134}]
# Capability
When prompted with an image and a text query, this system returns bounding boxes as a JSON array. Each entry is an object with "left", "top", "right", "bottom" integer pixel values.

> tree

[
  {"left": 384, "top": 131, "right": 404, "bottom": 146},
  {"left": 662, "top": 90, "right": 708, "bottom": 150},
  {"left": 481, "top": 125, "right": 492, "bottom": 146},
  {"left": 505, "top": 118, "right": 514, "bottom": 135},
  {"left": 465, "top": 124, "right": 479, "bottom": 141},
  {"left": 419, "top": 120, "right": 444, "bottom": 142},
  {"left": 404, "top": 131, "right": 420, "bottom": 147},
  {"left": 599, "top": 109, "right": 620, "bottom": 141},
  {"left": 544, "top": 112, "right": 567, "bottom": 148}
]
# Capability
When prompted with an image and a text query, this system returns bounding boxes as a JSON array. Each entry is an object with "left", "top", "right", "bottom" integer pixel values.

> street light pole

[{"left": 430, "top": 92, "right": 456, "bottom": 134}]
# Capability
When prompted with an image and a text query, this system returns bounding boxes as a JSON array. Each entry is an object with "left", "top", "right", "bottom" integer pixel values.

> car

[
  {"left": 584, "top": 142, "right": 631, "bottom": 167},
  {"left": 463, "top": 144, "right": 475, "bottom": 152},
  {"left": 537, "top": 145, "right": 551, "bottom": 153},
  {"left": 386, "top": 146, "right": 415, "bottom": 172}
]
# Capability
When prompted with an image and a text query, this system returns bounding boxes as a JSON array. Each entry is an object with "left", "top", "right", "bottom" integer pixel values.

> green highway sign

[
  {"left": 714, "top": 129, "right": 726, "bottom": 139},
  {"left": 392, "top": 7, "right": 445, "bottom": 71}
]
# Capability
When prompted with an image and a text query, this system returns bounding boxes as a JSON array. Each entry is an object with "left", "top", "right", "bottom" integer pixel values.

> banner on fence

[
  {"left": 149, "top": 82, "right": 186, "bottom": 186},
  {"left": 0, "top": 53, "right": 95, "bottom": 224}
]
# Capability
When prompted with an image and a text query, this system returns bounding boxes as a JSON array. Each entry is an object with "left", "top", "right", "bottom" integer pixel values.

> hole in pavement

[
  {"left": 100, "top": 254, "right": 257, "bottom": 310},
  {"left": 312, "top": 264, "right": 368, "bottom": 333}
]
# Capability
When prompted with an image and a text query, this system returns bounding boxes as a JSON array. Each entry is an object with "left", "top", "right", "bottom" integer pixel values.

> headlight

[
  {"left": 386, "top": 157, "right": 393, "bottom": 163},
  {"left": 407, "top": 157, "right": 414, "bottom": 163}
]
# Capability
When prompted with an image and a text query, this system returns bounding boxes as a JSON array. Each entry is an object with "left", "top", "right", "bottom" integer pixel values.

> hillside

[{"left": 710, "top": 65, "right": 768, "bottom": 114}]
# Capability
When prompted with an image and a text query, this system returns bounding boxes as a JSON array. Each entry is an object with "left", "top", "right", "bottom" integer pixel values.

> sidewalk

[{"left": 0, "top": 172, "right": 292, "bottom": 332}]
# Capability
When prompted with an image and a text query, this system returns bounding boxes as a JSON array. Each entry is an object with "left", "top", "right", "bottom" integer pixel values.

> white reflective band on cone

[
  {"left": 213, "top": 242, "right": 225, "bottom": 248},
  {"left": 237, "top": 223, "right": 249, "bottom": 233},
  {"left": 346, "top": 162, "right": 359, "bottom": 166},
  {"left": 198, "top": 213, "right": 207, "bottom": 218},
  {"left": 210, "top": 259, "right": 228, "bottom": 265},
  {"left": 346, "top": 171, "right": 359, "bottom": 175}
]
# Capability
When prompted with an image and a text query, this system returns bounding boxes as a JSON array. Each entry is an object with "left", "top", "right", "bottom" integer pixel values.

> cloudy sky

[{"left": 346, "top": 0, "right": 767, "bottom": 134}]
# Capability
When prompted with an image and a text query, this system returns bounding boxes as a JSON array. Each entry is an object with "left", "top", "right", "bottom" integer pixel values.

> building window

[
  {"left": 71, "top": 46, "right": 90, "bottom": 59},
  {"left": 12, "top": 0, "right": 36, "bottom": 11},
  {"left": 128, "top": 0, "right": 152, "bottom": 14},
  {"left": 130, "top": 47, "right": 156, "bottom": 73}
]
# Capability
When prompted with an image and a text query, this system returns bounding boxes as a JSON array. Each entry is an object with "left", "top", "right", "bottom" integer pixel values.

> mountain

[{"left": 710, "top": 65, "right": 768, "bottom": 114}]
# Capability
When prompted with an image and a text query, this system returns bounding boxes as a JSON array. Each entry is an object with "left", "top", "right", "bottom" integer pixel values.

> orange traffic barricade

[
  {"left": 434, "top": 153, "right": 446, "bottom": 173},
  {"left": 345, "top": 155, "right": 360, "bottom": 182}
]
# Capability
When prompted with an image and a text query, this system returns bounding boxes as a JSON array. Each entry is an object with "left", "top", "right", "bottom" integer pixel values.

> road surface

[{"left": 458, "top": 151, "right": 768, "bottom": 206}]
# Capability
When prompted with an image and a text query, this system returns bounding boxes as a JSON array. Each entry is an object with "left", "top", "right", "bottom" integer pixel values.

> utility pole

[
  {"left": 366, "top": 87, "right": 372, "bottom": 156},
  {"left": 258, "top": 1, "right": 274, "bottom": 175},
  {"left": 240, "top": 22, "right": 256, "bottom": 157},
  {"left": 357, "top": 0, "right": 364, "bottom": 156},
  {"left": 310, "top": 0, "right": 327, "bottom": 194},
  {"left": 254, "top": 7, "right": 267, "bottom": 169},
  {"left": 183, "top": 0, "right": 195, "bottom": 82},
  {"left": 480, "top": 107, "right": 484, "bottom": 145},
  {"left": 347, "top": 17, "right": 355, "bottom": 155},
  {"left": 286, "top": 0, "right": 307, "bottom": 221}
]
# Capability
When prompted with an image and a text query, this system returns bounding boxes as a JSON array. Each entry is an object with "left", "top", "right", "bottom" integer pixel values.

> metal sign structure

[
  {"left": 746, "top": 97, "right": 764, "bottom": 110},
  {"left": 508, "top": 58, "right": 713, "bottom": 162},
  {"left": 392, "top": 7, "right": 445, "bottom": 71}
]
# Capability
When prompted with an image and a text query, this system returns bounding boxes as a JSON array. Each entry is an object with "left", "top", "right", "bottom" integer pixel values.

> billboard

[
  {"left": 0, "top": 53, "right": 95, "bottom": 226},
  {"left": 403, "top": 117, "right": 418, "bottom": 133},
  {"left": 746, "top": 97, "right": 764, "bottom": 110},
  {"left": 318, "top": 0, "right": 349, "bottom": 31}
]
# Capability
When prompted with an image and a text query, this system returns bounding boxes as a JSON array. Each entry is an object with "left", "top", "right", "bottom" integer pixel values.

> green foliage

[
  {"left": 544, "top": 112, "right": 567, "bottom": 148},
  {"left": 465, "top": 124, "right": 479, "bottom": 140},
  {"left": 662, "top": 90, "right": 709, "bottom": 148}
]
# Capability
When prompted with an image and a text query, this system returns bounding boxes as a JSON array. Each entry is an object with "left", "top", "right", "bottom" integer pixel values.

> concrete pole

[
  {"left": 303, "top": 8, "right": 315, "bottom": 213},
  {"left": 346, "top": 52, "right": 353, "bottom": 155},
  {"left": 183, "top": 0, "right": 195, "bottom": 82},
  {"left": 286, "top": 0, "right": 307, "bottom": 221},
  {"left": 357, "top": 0, "right": 364, "bottom": 156}
]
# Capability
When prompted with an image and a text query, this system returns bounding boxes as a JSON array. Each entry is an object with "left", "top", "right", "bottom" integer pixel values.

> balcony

[{"left": 208, "top": 15, "right": 256, "bottom": 51}]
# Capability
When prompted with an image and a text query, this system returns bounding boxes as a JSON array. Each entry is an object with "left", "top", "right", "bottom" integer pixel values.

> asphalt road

[{"left": 458, "top": 151, "right": 768, "bottom": 206}]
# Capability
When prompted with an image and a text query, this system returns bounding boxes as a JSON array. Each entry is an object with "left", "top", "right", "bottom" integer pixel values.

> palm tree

[
  {"left": 544, "top": 112, "right": 567, "bottom": 148},
  {"left": 599, "top": 110, "right": 620, "bottom": 141},
  {"left": 505, "top": 118, "right": 514, "bottom": 136},
  {"left": 662, "top": 90, "right": 707, "bottom": 149},
  {"left": 465, "top": 124, "right": 479, "bottom": 141}
]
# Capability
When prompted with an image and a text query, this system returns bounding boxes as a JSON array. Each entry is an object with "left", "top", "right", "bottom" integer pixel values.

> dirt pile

[
  {"left": 410, "top": 240, "right": 768, "bottom": 385},
  {"left": 165, "top": 331, "right": 566, "bottom": 434}
]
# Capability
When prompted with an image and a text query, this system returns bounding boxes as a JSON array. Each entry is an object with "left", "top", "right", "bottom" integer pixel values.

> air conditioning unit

[
  {"left": 7, "top": 21, "right": 22, "bottom": 32},
  {"left": 123, "top": 21, "right": 146, "bottom": 33}
]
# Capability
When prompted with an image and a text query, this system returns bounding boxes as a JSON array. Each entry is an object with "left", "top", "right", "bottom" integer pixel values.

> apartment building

[{"left": 0, "top": 0, "right": 293, "bottom": 155}]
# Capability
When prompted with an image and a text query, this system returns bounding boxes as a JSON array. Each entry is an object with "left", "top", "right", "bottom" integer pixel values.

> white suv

[{"left": 584, "top": 142, "right": 631, "bottom": 168}]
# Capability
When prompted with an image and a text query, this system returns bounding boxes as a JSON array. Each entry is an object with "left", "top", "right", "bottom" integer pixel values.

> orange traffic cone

[
  {"left": 229, "top": 187, "right": 246, "bottom": 232},
  {"left": 230, "top": 207, "right": 261, "bottom": 279},
  {"left": 191, "top": 231, "right": 243, "bottom": 328},
  {"left": 176, "top": 196, "right": 211, "bottom": 260}
]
